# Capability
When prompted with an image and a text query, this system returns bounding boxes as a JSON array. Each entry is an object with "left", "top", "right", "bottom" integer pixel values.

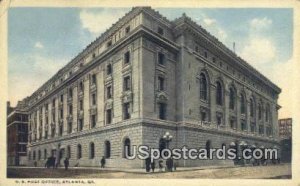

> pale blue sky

[{"left": 8, "top": 7, "right": 293, "bottom": 118}]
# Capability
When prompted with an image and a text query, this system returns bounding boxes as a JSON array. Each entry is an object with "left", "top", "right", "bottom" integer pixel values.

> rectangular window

[
  {"left": 106, "top": 109, "right": 112, "bottom": 124},
  {"left": 201, "top": 112, "right": 206, "bottom": 122},
  {"left": 204, "top": 51, "right": 208, "bottom": 58},
  {"left": 92, "top": 93, "right": 96, "bottom": 105},
  {"left": 125, "top": 26, "right": 130, "bottom": 34},
  {"left": 124, "top": 51, "right": 130, "bottom": 64},
  {"left": 68, "top": 105, "right": 73, "bottom": 115},
  {"left": 60, "top": 109, "right": 63, "bottom": 119},
  {"left": 79, "top": 99, "right": 83, "bottom": 110},
  {"left": 158, "top": 77, "right": 165, "bottom": 91},
  {"left": 91, "top": 74, "right": 97, "bottom": 85},
  {"left": 107, "top": 40, "right": 112, "bottom": 47},
  {"left": 68, "top": 88, "right": 73, "bottom": 98},
  {"left": 91, "top": 115, "right": 96, "bottom": 128},
  {"left": 52, "top": 98, "right": 56, "bottom": 107},
  {"left": 212, "top": 57, "right": 216, "bottom": 63},
  {"left": 68, "top": 122, "right": 72, "bottom": 133},
  {"left": 107, "top": 86, "right": 112, "bottom": 99},
  {"left": 106, "top": 64, "right": 112, "bottom": 75},
  {"left": 123, "top": 76, "right": 131, "bottom": 91},
  {"left": 158, "top": 52, "right": 165, "bottom": 65},
  {"left": 60, "top": 94, "right": 63, "bottom": 103},
  {"left": 59, "top": 125, "right": 63, "bottom": 136},
  {"left": 158, "top": 103, "right": 167, "bottom": 120},
  {"left": 79, "top": 82, "right": 84, "bottom": 92},
  {"left": 123, "top": 103, "right": 130, "bottom": 120},
  {"left": 78, "top": 119, "right": 83, "bottom": 131},
  {"left": 230, "top": 119, "right": 235, "bottom": 129},
  {"left": 158, "top": 27, "right": 164, "bottom": 35}
]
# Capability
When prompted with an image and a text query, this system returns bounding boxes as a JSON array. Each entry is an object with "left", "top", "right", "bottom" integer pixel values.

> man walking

[{"left": 100, "top": 156, "right": 106, "bottom": 168}]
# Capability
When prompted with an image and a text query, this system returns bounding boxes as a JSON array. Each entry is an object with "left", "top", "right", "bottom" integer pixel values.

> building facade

[
  {"left": 24, "top": 7, "right": 281, "bottom": 168},
  {"left": 7, "top": 101, "right": 29, "bottom": 166},
  {"left": 278, "top": 118, "right": 292, "bottom": 139}
]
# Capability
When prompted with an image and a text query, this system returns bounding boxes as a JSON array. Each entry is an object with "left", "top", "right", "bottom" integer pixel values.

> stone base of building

[{"left": 27, "top": 120, "right": 280, "bottom": 168}]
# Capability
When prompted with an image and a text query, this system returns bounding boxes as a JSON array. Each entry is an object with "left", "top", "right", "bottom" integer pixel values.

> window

[
  {"left": 229, "top": 88, "right": 235, "bottom": 110},
  {"left": 258, "top": 103, "right": 262, "bottom": 120},
  {"left": 158, "top": 103, "right": 167, "bottom": 120},
  {"left": 123, "top": 103, "right": 130, "bottom": 120},
  {"left": 78, "top": 119, "right": 83, "bottom": 131},
  {"left": 92, "top": 53, "right": 96, "bottom": 59},
  {"left": 77, "top": 144, "right": 82, "bottom": 159},
  {"left": 51, "top": 126, "right": 55, "bottom": 137},
  {"left": 240, "top": 94, "right": 246, "bottom": 114},
  {"left": 79, "top": 81, "right": 84, "bottom": 92},
  {"left": 204, "top": 51, "right": 208, "bottom": 58},
  {"left": 68, "top": 105, "right": 73, "bottom": 115},
  {"left": 90, "top": 142, "right": 95, "bottom": 159},
  {"left": 38, "top": 150, "right": 41, "bottom": 160},
  {"left": 259, "top": 125, "right": 264, "bottom": 135},
  {"left": 60, "top": 109, "right": 63, "bottom": 119},
  {"left": 123, "top": 138, "right": 131, "bottom": 158},
  {"left": 250, "top": 98, "right": 254, "bottom": 117},
  {"left": 60, "top": 94, "right": 64, "bottom": 103},
  {"left": 216, "top": 81, "right": 223, "bottom": 105},
  {"left": 230, "top": 119, "right": 236, "bottom": 129},
  {"left": 33, "top": 151, "right": 36, "bottom": 160},
  {"left": 251, "top": 122, "right": 256, "bottom": 133},
  {"left": 105, "top": 141, "right": 111, "bottom": 158},
  {"left": 200, "top": 73, "right": 207, "bottom": 100},
  {"left": 158, "top": 27, "right": 164, "bottom": 35},
  {"left": 124, "top": 51, "right": 130, "bottom": 64},
  {"left": 206, "top": 140, "right": 211, "bottom": 158},
  {"left": 241, "top": 120, "right": 247, "bottom": 131},
  {"left": 79, "top": 99, "right": 83, "bottom": 111},
  {"left": 67, "top": 146, "right": 71, "bottom": 159},
  {"left": 216, "top": 115, "right": 222, "bottom": 126},
  {"left": 44, "top": 149, "right": 47, "bottom": 159},
  {"left": 91, "top": 115, "right": 96, "bottom": 128},
  {"left": 106, "top": 109, "right": 112, "bottom": 124},
  {"left": 265, "top": 105, "right": 270, "bottom": 122},
  {"left": 123, "top": 76, "right": 131, "bottom": 91},
  {"left": 68, "top": 88, "right": 73, "bottom": 98},
  {"left": 107, "top": 64, "right": 112, "bottom": 75},
  {"left": 158, "top": 77, "right": 165, "bottom": 91},
  {"left": 125, "top": 26, "right": 130, "bottom": 34},
  {"left": 195, "top": 46, "right": 199, "bottom": 52},
  {"left": 91, "top": 74, "right": 97, "bottom": 85},
  {"left": 52, "top": 98, "right": 56, "bottom": 107},
  {"left": 44, "top": 130, "right": 48, "bottom": 139},
  {"left": 68, "top": 122, "right": 72, "bottom": 133},
  {"left": 107, "top": 86, "right": 112, "bottom": 99},
  {"left": 201, "top": 111, "right": 206, "bottom": 121},
  {"left": 158, "top": 52, "right": 165, "bottom": 65},
  {"left": 212, "top": 57, "right": 216, "bottom": 63},
  {"left": 59, "top": 125, "right": 63, "bottom": 136},
  {"left": 92, "top": 93, "right": 96, "bottom": 105},
  {"left": 107, "top": 40, "right": 112, "bottom": 47}
]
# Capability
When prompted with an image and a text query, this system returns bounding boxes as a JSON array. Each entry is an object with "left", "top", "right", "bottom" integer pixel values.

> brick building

[
  {"left": 7, "top": 100, "right": 29, "bottom": 166},
  {"left": 23, "top": 7, "right": 281, "bottom": 168}
]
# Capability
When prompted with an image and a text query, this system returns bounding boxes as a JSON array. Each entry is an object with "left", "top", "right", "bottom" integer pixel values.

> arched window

[
  {"left": 123, "top": 138, "right": 131, "bottom": 158},
  {"left": 33, "top": 151, "right": 36, "bottom": 160},
  {"left": 216, "top": 81, "right": 223, "bottom": 105},
  {"left": 240, "top": 94, "right": 246, "bottom": 114},
  {"left": 104, "top": 141, "right": 111, "bottom": 158},
  {"left": 38, "top": 150, "right": 41, "bottom": 160},
  {"left": 229, "top": 87, "right": 235, "bottom": 110},
  {"left": 250, "top": 98, "right": 254, "bottom": 117},
  {"left": 206, "top": 140, "right": 211, "bottom": 158},
  {"left": 265, "top": 104, "right": 270, "bottom": 122},
  {"left": 258, "top": 103, "right": 262, "bottom": 120},
  {"left": 67, "top": 145, "right": 71, "bottom": 159},
  {"left": 200, "top": 73, "right": 208, "bottom": 100},
  {"left": 77, "top": 144, "right": 82, "bottom": 159},
  {"left": 90, "top": 142, "right": 95, "bottom": 159},
  {"left": 44, "top": 149, "right": 47, "bottom": 159}
]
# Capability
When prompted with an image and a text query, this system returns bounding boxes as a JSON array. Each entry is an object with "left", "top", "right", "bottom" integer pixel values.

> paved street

[{"left": 7, "top": 163, "right": 291, "bottom": 179}]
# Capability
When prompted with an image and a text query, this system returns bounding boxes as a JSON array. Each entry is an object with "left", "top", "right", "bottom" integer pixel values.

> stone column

[
  {"left": 73, "top": 86, "right": 78, "bottom": 133},
  {"left": 246, "top": 100, "right": 251, "bottom": 133},
  {"left": 224, "top": 89, "right": 230, "bottom": 128},
  {"left": 83, "top": 74, "right": 90, "bottom": 130},
  {"left": 236, "top": 93, "right": 241, "bottom": 131}
]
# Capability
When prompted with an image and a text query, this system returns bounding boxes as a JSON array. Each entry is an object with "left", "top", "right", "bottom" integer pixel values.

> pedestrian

[
  {"left": 145, "top": 157, "right": 151, "bottom": 172},
  {"left": 100, "top": 156, "right": 106, "bottom": 168},
  {"left": 151, "top": 160, "right": 155, "bottom": 173},
  {"left": 64, "top": 157, "right": 69, "bottom": 170},
  {"left": 158, "top": 159, "right": 164, "bottom": 172}
]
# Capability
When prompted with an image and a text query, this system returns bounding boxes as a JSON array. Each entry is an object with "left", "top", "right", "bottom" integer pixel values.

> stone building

[
  {"left": 25, "top": 7, "right": 281, "bottom": 168},
  {"left": 7, "top": 100, "right": 29, "bottom": 166}
]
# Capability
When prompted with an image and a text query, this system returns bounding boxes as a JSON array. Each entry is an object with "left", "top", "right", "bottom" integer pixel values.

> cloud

[
  {"left": 79, "top": 9, "right": 128, "bottom": 36},
  {"left": 250, "top": 17, "right": 272, "bottom": 32},
  {"left": 34, "top": 41, "right": 44, "bottom": 49},
  {"left": 8, "top": 54, "right": 68, "bottom": 106},
  {"left": 203, "top": 18, "right": 216, "bottom": 26},
  {"left": 240, "top": 37, "right": 276, "bottom": 66}
]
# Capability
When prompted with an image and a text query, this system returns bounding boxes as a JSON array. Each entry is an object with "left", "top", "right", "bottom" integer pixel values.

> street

[{"left": 7, "top": 163, "right": 291, "bottom": 179}]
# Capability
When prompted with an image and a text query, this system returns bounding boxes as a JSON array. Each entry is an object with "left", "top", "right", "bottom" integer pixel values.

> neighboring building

[
  {"left": 278, "top": 118, "right": 292, "bottom": 139},
  {"left": 278, "top": 118, "right": 292, "bottom": 163},
  {"left": 23, "top": 7, "right": 281, "bottom": 168},
  {"left": 7, "top": 100, "right": 29, "bottom": 166}
]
